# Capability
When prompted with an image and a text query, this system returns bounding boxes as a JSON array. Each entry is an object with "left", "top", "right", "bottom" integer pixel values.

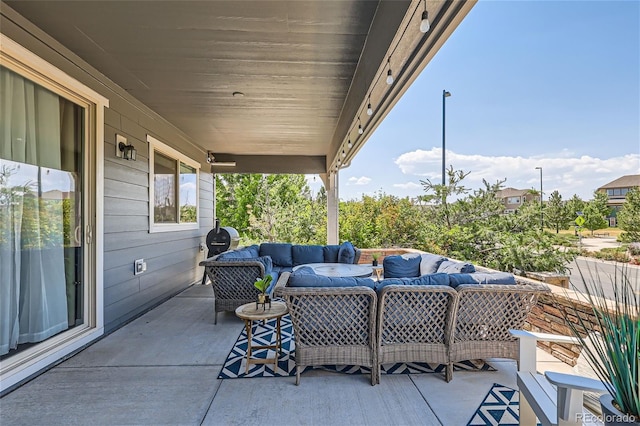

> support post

[{"left": 322, "top": 172, "right": 339, "bottom": 245}]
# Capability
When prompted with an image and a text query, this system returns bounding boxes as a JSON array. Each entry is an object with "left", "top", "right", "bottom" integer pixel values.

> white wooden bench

[{"left": 510, "top": 330, "right": 609, "bottom": 426}]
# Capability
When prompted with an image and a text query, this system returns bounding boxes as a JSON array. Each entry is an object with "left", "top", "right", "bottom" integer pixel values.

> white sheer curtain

[{"left": 0, "top": 67, "right": 69, "bottom": 355}]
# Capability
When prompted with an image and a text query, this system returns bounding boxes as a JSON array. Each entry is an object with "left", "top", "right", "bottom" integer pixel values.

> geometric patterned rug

[
  {"left": 466, "top": 383, "right": 522, "bottom": 426},
  {"left": 218, "top": 314, "right": 496, "bottom": 379}
]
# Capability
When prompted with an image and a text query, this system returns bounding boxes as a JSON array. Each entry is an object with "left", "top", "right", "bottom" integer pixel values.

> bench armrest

[
  {"left": 545, "top": 371, "right": 608, "bottom": 393},
  {"left": 509, "top": 329, "right": 581, "bottom": 373}
]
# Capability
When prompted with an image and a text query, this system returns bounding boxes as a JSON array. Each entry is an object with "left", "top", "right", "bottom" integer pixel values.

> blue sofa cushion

[
  {"left": 420, "top": 253, "right": 448, "bottom": 275},
  {"left": 448, "top": 272, "right": 516, "bottom": 289},
  {"left": 383, "top": 254, "right": 421, "bottom": 278},
  {"left": 217, "top": 248, "right": 254, "bottom": 260},
  {"left": 323, "top": 245, "right": 341, "bottom": 263},
  {"left": 293, "top": 266, "right": 316, "bottom": 275},
  {"left": 271, "top": 265, "right": 292, "bottom": 274},
  {"left": 259, "top": 243, "right": 293, "bottom": 267},
  {"left": 246, "top": 244, "right": 260, "bottom": 258},
  {"left": 292, "top": 245, "right": 324, "bottom": 266},
  {"left": 288, "top": 273, "right": 375, "bottom": 289},
  {"left": 337, "top": 241, "right": 356, "bottom": 264},
  {"left": 375, "top": 273, "right": 450, "bottom": 290},
  {"left": 256, "top": 256, "right": 273, "bottom": 273},
  {"left": 437, "top": 260, "right": 476, "bottom": 274}
]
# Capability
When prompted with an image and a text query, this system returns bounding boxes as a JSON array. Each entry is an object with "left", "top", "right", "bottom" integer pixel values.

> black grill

[{"left": 205, "top": 219, "right": 240, "bottom": 258}]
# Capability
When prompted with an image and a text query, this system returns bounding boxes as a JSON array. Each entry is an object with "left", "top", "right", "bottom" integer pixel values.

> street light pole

[
  {"left": 535, "top": 166, "right": 543, "bottom": 230},
  {"left": 442, "top": 90, "right": 451, "bottom": 186}
]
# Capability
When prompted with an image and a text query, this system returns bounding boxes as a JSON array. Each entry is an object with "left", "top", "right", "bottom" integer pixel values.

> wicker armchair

[
  {"left": 377, "top": 285, "right": 458, "bottom": 382},
  {"left": 199, "top": 257, "right": 266, "bottom": 324},
  {"left": 448, "top": 279, "right": 548, "bottom": 371},
  {"left": 275, "top": 273, "right": 378, "bottom": 386}
]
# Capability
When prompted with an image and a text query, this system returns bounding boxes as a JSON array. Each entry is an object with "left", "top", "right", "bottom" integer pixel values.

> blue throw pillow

[
  {"left": 382, "top": 254, "right": 421, "bottom": 278},
  {"left": 448, "top": 272, "right": 516, "bottom": 289},
  {"left": 437, "top": 260, "right": 476, "bottom": 274},
  {"left": 419, "top": 253, "right": 448, "bottom": 274},
  {"left": 323, "top": 245, "right": 341, "bottom": 263},
  {"left": 337, "top": 241, "right": 356, "bottom": 264},
  {"left": 292, "top": 245, "right": 324, "bottom": 266},
  {"left": 259, "top": 243, "right": 293, "bottom": 267}
]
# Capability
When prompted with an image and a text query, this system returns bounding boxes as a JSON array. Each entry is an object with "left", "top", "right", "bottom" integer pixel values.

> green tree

[
  {"left": 544, "top": 190, "right": 571, "bottom": 233},
  {"left": 582, "top": 191, "right": 610, "bottom": 235},
  {"left": 617, "top": 187, "right": 640, "bottom": 242}
]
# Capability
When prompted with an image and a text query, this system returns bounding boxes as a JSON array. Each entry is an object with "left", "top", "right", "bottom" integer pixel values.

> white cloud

[
  {"left": 393, "top": 182, "right": 422, "bottom": 190},
  {"left": 348, "top": 176, "right": 372, "bottom": 186},
  {"left": 394, "top": 149, "right": 640, "bottom": 199}
]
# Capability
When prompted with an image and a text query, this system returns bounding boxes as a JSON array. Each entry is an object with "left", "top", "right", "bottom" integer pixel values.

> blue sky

[{"left": 310, "top": 0, "right": 640, "bottom": 201}]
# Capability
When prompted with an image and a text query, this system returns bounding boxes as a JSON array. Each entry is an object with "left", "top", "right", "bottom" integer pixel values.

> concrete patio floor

[{"left": 0, "top": 284, "right": 550, "bottom": 425}]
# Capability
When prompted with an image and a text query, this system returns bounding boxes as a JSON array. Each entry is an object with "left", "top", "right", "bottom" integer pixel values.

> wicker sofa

[
  {"left": 199, "top": 242, "right": 361, "bottom": 323},
  {"left": 274, "top": 264, "right": 548, "bottom": 384}
]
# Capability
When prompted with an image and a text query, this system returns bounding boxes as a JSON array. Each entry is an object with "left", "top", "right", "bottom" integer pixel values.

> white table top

[{"left": 293, "top": 262, "right": 373, "bottom": 278}]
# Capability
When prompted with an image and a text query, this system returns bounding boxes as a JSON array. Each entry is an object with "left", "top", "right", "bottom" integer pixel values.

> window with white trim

[{"left": 147, "top": 135, "right": 199, "bottom": 232}]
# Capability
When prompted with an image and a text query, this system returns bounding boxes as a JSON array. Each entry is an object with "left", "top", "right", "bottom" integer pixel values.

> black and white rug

[
  {"left": 467, "top": 383, "right": 523, "bottom": 426},
  {"left": 218, "top": 315, "right": 495, "bottom": 379}
]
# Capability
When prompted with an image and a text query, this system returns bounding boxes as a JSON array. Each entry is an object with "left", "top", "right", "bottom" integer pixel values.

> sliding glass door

[{"left": 0, "top": 65, "right": 87, "bottom": 358}]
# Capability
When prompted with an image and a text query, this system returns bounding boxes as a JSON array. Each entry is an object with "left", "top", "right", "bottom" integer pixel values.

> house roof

[
  {"left": 495, "top": 187, "right": 531, "bottom": 198},
  {"left": 598, "top": 174, "right": 640, "bottom": 190},
  {"left": 2, "top": 0, "right": 475, "bottom": 174}
]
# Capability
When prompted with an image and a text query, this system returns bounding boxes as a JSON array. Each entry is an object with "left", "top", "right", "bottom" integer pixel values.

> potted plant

[
  {"left": 566, "top": 265, "right": 639, "bottom": 425},
  {"left": 254, "top": 275, "right": 273, "bottom": 309},
  {"left": 372, "top": 252, "right": 381, "bottom": 267}
]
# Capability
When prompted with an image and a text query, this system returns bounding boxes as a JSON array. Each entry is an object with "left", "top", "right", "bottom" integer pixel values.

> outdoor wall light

[
  {"left": 207, "top": 151, "right": 236, "bottom": 167},
  {"left": 420, "top": 0, "right": 430, "bottom": 33},
  {"left": 119, "top": 142, "right": 137, "bottom": 161}
]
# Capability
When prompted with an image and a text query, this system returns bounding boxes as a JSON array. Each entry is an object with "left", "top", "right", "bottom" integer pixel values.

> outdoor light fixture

[
  {"left": 367, "top": 102, "right": 373, "bottom": 116},
  {"left": 342, "top": 150, "right": 346, "bottom": 157},
  {"left": 420, "top": 0, "right": 430, "bottom": 33},
  {"left": 118, "top": 141, "right": 137, "bottom": 161},
  {"left": 386, "top": 69, "right": 394, "bottom": 85},
  {"left": 207, "top": 151, "right": 236, "bottom": 167},
  {"left": 347, "top": 139, "right": 352, "bottom": 149},
  {"left": 358, "top": 117, "right": 363, "bottom": 134}
]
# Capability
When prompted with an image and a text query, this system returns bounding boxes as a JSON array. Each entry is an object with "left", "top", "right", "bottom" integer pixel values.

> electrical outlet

[
  {"left": 199, "top": 243, "right": 205, "bottom": 252},
  {"left": 134, "top": 258, "right": 146, "bottom": 275}
]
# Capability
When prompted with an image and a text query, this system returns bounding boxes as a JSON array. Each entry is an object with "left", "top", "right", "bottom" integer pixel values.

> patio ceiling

[{"left": 4, "top": 0, "right": 475, "bottom": 174}]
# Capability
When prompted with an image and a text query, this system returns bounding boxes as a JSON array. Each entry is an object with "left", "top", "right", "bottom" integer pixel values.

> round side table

[{"left": 235, "top": 301, "right": 288, "bottom": 374}]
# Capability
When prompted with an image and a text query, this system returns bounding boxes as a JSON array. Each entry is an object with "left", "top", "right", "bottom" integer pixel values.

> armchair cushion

[
  {"left": 256, "top": 256, "right": 273, "bottom": 273},
  {"left": 383, "top": 254, "right": 421, "bottom": 278},
  {"left": 337, "top": 241, "right": 356, "bottom": 264},
  {"left": 375, "top": 273, "right": 450, "bottom": 290},
  {"left": 419, "top": 253, "right": 448, "bottom": 275},
  {"left": 292, "top": 245, "right": 324, "bottom": 266},
  {"left": 217, "top": 247, "right": 255, "bottom": 260},
  {"left": 437, "top": 260, "right": 476, "bottom": 274},
  {"left": 288, "top": 272, "right": 375, "bottom": 289},
  {"left": 448, "top": 272, "right": 516, "bottom": 288},
  {"left": 259, "top": 243, "right": 293, "bottom": 267},
  {"left": 246, "top": 244, "right": 260, "bottom": 258},
  {"left": 323, "top": 245, "right": 341, "bottom": 263}
]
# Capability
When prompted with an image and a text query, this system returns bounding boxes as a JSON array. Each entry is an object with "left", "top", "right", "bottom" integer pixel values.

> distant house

[
  {"left": 597, "top": 174, "right": 640, "bottom": 226},
  {"left": 495, "top": 187, "right": 537, "bottom": 213}
]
